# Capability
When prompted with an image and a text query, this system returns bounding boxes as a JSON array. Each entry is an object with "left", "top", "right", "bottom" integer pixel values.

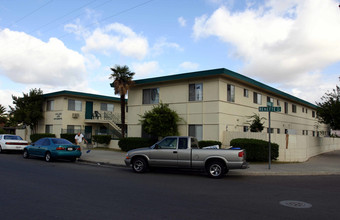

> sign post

[{"left": 259, "top": 102, "right": 281, "bottom": 170}]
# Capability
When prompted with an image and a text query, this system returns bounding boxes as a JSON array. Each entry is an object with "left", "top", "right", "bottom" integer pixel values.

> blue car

[{"left": 23, "top": 138, "right": 82, "bottom": 162}]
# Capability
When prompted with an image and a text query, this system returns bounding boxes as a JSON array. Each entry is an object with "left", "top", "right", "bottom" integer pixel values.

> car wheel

[
  {"left": 45, "top": 152, "right": 52, "bottom": 162},
  {"left": 70, "top": 157, "right": 77, "bottom": 162},
  {"left": 23, "top": 149, "right": 29, "bottom": 159},
  {"left": 206, "top": 161, "right": 226, "bottom": 178},
  {"left": 132, "top": 157, "right": 148, "bottom": 173}
]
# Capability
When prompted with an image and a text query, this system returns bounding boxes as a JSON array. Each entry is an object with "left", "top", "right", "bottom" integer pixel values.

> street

[{"left": 1, "top": 153, "right": 340, "bottom": 220}]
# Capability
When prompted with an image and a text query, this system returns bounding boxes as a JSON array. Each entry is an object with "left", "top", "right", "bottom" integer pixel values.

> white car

[{"left": 0, "top": 134, "right": 28, "bottom": 153}]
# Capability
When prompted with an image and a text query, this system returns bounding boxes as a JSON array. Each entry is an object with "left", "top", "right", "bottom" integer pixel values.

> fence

[{"left": 223, "top": 131, "right": 340, "bottom": 162}]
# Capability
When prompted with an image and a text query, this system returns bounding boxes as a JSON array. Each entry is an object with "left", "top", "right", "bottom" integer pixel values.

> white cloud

[
  {"left": 193, "top": 0, "right": 340, "bottom": 102},
  {"left": 152, "top": 37, "right": 182, "bottom": 56},
  {"left": 179, "top": 61, "right": 199, "bottom": 71},
  {"left": 81, "top": 23, "right": 149, "bottom": 60},
  {"left": 0, "top": 28, "right": 86, "bottom": 87},
  {"left": 178, "top": 17, "right": 187, "bottom": 27},
  {"left": 132, "top": 61, "right": 160, "bottom": 79}
]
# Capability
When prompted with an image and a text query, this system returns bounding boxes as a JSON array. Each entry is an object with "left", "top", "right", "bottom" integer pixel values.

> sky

[{"left": 0, "top": 0, "right": 340, "bottom": 111}]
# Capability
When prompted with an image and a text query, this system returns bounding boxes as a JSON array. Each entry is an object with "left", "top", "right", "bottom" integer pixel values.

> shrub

[
  {"left": 119, "top": 137, "right": 157, "bottom": 152},
  {"left": 60, "top": 133, "right": 76, "bottom": 143},
  {"left": 30, "top": 133, "right": 56, "bottom": 143},
  {"left": 0, "top": 128, "right": 6, "bottom": 134},
  {"left": 199, "top": 140, "right": 222, "bottom": 148},
  {"left": 93, "top": 135, "right": 111, "bottom": 145},
  {"left": 230, "top": 138, "right": 279, "bottom": 162}
]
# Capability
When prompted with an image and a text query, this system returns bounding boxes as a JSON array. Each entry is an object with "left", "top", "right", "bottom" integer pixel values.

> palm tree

[{"left": 109, "top": 65, "right": 135, "bottom": 138}]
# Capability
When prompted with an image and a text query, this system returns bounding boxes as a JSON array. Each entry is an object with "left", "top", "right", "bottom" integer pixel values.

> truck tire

[
  {"left": 132, "top": 157, "right": 148, "bottom": 173},
  {"left": 206, "top": 161, "right": 225, "bottom": 178}
]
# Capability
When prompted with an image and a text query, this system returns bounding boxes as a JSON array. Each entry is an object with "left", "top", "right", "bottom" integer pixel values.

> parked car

[
  {"left": 0, "top": 134, "right": 28, "bottom": 153},
  {"left": 23, "top": 138, "right": 81, "bottom": 162},
  {"left": 125, "top": 136, "right": 248, "bottom": 178}
]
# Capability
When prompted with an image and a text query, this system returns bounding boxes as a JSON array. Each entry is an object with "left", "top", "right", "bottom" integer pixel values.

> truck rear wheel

[
  {"left": 132, "top": 157, "right": 148, "bottom": 173},
  {"left": 206, "top": 161, "right": 225, "bottom": 178}
]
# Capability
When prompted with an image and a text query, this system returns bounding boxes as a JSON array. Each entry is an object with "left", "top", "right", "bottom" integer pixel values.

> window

[
  {"left": 267, "top": 128, "right": 274, "bottom": 133},
  {"left": 306, "top": 108, "right": 308, "bottom": 114},
  {"left": 244, "top": 89, "right": 249, "bottom": 97},
  {"left": 292, "top": 104, "right": 297, "bottom": 113},
  {"left": 45, "top": 125, "right": 53, "bottom": 134},
  {"left": 253, "top": 92, "right": 262, "bottom": 104},
  {"left": 243, "top": 126, "right": 249, "bottom": 132},
  {"left": 227, "top": 84, "right": 235, "bottom": 102},
  {"left": 68, "top": 99, "right": 82, "bottom": 111},
  {"left": 46, "top": 100, "right": 54, "bottom": 111},
  {"left": 313, "top": 131, "right": 315, "bottom": 137},
  {"left": 178, "top": 138, "right": 188, "bottom": 149},
  {"left": 306, "top": 130, "right": 308, "bottom": 135},
  {"left": 67, "top": 125, "right": 81, "bottom": 134},
  {"left": 143, "top": 88, "right": 159, "bottom": 104},
  {"left": 302, "top": 107, "right": 305, "bottom": 113},
  {"left": 284, "top": 102, "right": 288, "bottom": 114},
  {"left": 312, "top": 111, "right": 315, "bottom": 118},
  {"left": 302, "top": 130, "right": 305, "bottom": 135},
  {"left": 277, "top": 128, "right": 281, "bottom": 134},
  {"left": 277, "top": 100, "right": 280, "bottom": 106},
  {"left": 101, "top": 103, "right": 114, "bottom": 111},
  {"left": 267, "top": 96, "right": 274, "bottom": 104},
  {"left": 285, "top": 129, "right": 288, "bottom": 134},
  {"left": 191, "top": 138, "right": 199, "bottom": 149},
  {"left": 189, "top": 125, "right": 202, "bottom": 141},
  {"left": 157, "top": 137, "right": 177, "bottom": 149},
  {"left": 189, "top": 83, "right": 203, "bottom": 101}
]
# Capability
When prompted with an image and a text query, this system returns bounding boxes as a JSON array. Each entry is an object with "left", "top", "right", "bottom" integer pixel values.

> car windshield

[
  {"left": 51, "top": 139, "right": 72, "bottom": 145},
  {"left": 4, "top": 135, "right": 23, "bottom": 140}
]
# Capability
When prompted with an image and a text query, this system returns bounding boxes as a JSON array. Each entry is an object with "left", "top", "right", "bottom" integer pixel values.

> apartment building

[
  {"left": 127, "top": 68, "right": 327, "bottom": 141},
  {"left": 38, "top": 90, "right": 124, "bottom": 141}
]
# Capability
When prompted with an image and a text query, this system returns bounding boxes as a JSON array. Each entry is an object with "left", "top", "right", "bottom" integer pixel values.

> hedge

[
  {"left": 30, "top": 133, "right": 56, "bottom": 143},
  {"left": 199, "top": 140, "right": 222, "bottom": 148},
  {"left": 60, "top": 133, "right": 76, "bottom": 143},
  {"left": 119, "top": 137, "right": 157, "bottom": 152},
  {"left": 230, "top": 138, "right": 279, "bottom": 162},
  {"left": 93, "top": 135, "right": 111, "bottom": 145}
]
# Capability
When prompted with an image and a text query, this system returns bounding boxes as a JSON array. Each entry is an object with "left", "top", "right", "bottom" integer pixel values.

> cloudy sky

[{"left": 0, "top": 0, "right": 339, "bottom": 110}]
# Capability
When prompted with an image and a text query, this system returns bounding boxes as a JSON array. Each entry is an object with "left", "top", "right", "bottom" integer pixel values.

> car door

[
  {"left": 149, "top": 137, "right": 178, "bottom": 167},
  {"left": 177, "top": 137, "right": 192, "bottom": 168},
  {"left": 37, "top": 138, "right": 51, "bottom": 156},
  {"left": 29, "top": 139, "right": 44, "bottom": 156}
]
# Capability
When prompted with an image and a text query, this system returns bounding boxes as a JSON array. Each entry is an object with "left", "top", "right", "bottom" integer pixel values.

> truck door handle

[{"left": 173, "top": 151, "right": 177, "bottom": 154}]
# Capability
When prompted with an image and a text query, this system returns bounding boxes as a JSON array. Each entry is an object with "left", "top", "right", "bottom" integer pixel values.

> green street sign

[{"left": 259, "top": 106, "right": 281, "bottom": 112}]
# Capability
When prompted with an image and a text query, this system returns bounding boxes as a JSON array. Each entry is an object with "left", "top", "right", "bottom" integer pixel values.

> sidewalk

[{"left": 78, "top": 149, "right": 340, "bottom": 176}]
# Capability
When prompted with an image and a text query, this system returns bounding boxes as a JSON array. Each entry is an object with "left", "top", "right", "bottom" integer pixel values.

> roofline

[
  {"left": 133, "top": 68, "right": 317, "bottom": 108},
  {"left": 43, "top": 90, "right": 122, "bottom": 102}
]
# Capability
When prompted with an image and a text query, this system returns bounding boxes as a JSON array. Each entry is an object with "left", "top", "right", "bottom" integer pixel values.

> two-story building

[
  {"left": 127, "top": 68, "right": 328, "bottom": 142},
  {"left": 37, "top": 90, "right": 124, "bottom": 141}
]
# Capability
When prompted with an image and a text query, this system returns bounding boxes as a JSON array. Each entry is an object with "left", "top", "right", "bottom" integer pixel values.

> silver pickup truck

[{"left": 125, "top": 136, "right": 248, "bottom": 178}]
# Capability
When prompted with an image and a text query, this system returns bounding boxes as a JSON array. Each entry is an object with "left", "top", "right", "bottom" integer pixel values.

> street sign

[{"left": 259, "top": 106, "right": 281, "bottom": 112}]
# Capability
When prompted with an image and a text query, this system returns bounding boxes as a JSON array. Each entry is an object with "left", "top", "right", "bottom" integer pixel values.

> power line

[
  {"left": 36, "top": 0, "right": 114, "bottom": 35},
  {"left": 28, "top": 0, "right": 100, "bottom": 34},
  {"left": 8, "top": 0, "right": 54, "bottom": 28},
  {"left": 59, "top": 0, "right": 155, "bottom": 40}
]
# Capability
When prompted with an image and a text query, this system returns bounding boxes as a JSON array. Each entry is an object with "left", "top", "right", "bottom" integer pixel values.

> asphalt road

[{"left": 1, "top": 152, "right": 340, "bottom": 220}]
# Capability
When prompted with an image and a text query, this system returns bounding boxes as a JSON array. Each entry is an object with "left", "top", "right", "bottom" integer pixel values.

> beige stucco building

[
  {"left": 127, "top": 68, "right": 328, "bottom": 142},
  {"left": 37, "top": 90, "right": 124, "bottom": 141}
]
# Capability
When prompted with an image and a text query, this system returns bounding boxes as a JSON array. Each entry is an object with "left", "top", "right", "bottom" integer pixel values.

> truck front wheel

[
  {"left": 206, "top": 161, "right": 226, "bottom": 178},
  {"left": 132, "top": 157, "right": 148, "bottom": 173}
]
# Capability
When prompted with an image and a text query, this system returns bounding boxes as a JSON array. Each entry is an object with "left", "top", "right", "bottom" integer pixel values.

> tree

[
  {"left": 0, "top": 104, "right": 7, "bottom": 125},
  {"left": 10, "top": 88, "right": 44, "bottom": 134},
  {"left": 316, "top": 82, "right": 340, "bottom": 130},
  {"left": 139, "top": 103, "right": 182, "bottom": 138},
  {"left": 247, "top": 113, "right": 266, "bottom": 132},
  {"left": 109, "top": 65, "right": 135, "bottom": 138}
]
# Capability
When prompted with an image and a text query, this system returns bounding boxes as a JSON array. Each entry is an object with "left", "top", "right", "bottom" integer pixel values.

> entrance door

[
  {"left": 85, "top": 101, "right": 93, "bottom": 119},
  {"left": 85, "top": 126, "right": 92, "bottom": 144}
]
